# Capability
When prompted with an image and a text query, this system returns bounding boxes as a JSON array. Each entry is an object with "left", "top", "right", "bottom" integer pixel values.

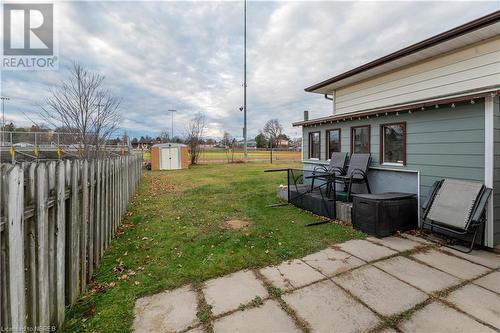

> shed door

[{"left": 161, "top": 147, "right": 180, "bottom": 170}]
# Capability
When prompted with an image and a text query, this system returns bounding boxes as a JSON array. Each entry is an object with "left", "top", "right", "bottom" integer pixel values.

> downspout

[{"left": 324, "top": 91, "right": 336, "bottom": 114}]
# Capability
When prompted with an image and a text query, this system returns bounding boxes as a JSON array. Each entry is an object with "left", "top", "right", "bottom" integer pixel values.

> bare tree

[
  {"left": 159, "top": 129, "right": 170, "bottom": 143},
  {"left": 263, "top": 119, "right": 283, "bottom": 147},
  {"left": 40, "top": 62, "right": 121, "bottom": 158},
  {"left": 221, "top": 131, "right": 232, "bottom": 148},
  {"left": 185, "top": 112, "right": 207, "bottom": 164}
]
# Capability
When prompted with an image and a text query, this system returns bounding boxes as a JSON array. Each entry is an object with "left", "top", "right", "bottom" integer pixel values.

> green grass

[
  {"left": 199, "top": 149, "right": 301, "bottom": 161},
  {"left": 60, "top": 161, "right": 364, "bottom": 332}
]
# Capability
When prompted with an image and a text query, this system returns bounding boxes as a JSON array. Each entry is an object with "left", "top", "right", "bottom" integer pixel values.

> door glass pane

[
  {"left": 352, "top": 127, "right": 370, "bottom": 153},
  {"left": 383, "top": 124, "right": 405, "bottom": 164}
]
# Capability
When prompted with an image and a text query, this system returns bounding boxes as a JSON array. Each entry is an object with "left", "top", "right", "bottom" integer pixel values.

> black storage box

[{"left": 352, "top": 192, "right": 417, "bottom": 237}]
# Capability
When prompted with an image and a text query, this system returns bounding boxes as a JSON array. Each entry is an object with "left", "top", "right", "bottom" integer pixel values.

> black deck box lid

[{"left": 352, "top": 192, "right": 416, "bottom": 201}]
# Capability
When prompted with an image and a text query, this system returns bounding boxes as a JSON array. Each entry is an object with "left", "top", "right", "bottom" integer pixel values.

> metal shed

[{"left": 151, "top": 143, "right": 189, "bottom": 170}]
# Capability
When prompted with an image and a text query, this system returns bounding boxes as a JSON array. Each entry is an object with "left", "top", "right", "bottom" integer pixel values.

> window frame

[
  {"left": 325, "top": 128, "right": 341, "bottom": 160},
  {"left": 308, "top": 131, "right": 321, "bottom": 160},
  {"left": 350, "top": 125, "right": 371, "bottom": 154},
  {"left": 380, "top": 122, "right": 407, "bottom": 166}
]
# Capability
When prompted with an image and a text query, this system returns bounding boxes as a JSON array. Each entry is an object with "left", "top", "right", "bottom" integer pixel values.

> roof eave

[{"left": 304, "top": 10, "right": 500, "bottom": 93}]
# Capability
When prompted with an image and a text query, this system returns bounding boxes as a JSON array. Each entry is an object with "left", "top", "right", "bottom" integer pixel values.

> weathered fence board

[{"left": 0, "top": 155, "right": 142, "bottom": 331}]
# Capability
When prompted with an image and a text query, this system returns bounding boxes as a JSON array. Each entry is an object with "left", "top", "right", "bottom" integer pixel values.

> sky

[{"left": 1, "top": 1, "right": 499, "bottom": 140}]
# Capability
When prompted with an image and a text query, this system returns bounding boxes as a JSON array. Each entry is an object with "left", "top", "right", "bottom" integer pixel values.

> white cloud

[{"left": 1, "top": 1, "right": 497, "bottom": 139}]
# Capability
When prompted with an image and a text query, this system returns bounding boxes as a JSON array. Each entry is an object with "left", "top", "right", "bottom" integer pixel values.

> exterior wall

[
  {"left": 302, "top": 100, "right": 485, "bottom": 203},
  {"left": 493, "top": 96, "right": 500, "bottom": 244},
  {"left": 181, "top": 147, "right": 190, "bottom": 169},
  {"left": 151, "top": 147, "right": 160, "bottom": 170},
  {"left": 333, "top": 37, "right": 500, "bottom": 115}
]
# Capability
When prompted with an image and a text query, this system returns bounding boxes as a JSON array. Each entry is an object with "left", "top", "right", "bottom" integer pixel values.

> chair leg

[
  {"left": 365, "top": 177, "right": 371, "bottom": 194},
  {"left": 347, "top": 181, "right": 353, "bottom": 201}
]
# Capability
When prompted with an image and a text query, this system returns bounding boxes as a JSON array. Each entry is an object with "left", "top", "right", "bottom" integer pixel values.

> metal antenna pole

[
  {"left": 243, "top": 0, "right": 248, "bottom": 160},
  {"left": 168, "top": 110, "right": 176, "bottom": 140},
  {"left": 1, "top": 97, "right": 10, "bottom": 146}
]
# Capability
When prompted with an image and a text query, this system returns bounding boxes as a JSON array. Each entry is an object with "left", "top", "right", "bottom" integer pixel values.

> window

[
  {"left": 308, "top": 131, "right": 320, "bottom": 159},
  {"left": 381, "top": 122, "right": 406, "bottom": 165},
  {"left": 351, "top": 125, "right": 370, "bottom": 154},
  {"left": 326, "top": 129, "right": 341, "bottom": 159}
]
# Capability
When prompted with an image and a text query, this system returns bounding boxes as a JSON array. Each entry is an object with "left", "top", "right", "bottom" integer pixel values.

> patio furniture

[
  {"left": 421, "top": 178, "right": 492, "bottom": 253},
  {"left": 334, "top": 153, "right": 372, "bottom": 201},
  {"left": 264, "top": 168, "right": 338, "bottom": 224},
  {"left": 352, "top": 192, "right": 417, "bottom": 237},
  {"left": 309, "top": 152, "right": 348, "bottom": 191}
]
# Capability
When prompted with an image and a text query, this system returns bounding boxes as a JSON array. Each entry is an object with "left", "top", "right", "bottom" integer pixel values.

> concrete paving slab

[
  {"left": 336, "top": 239, "right": 397, "bottom": 262},
  {"left": 301, "top": 248, "right": 365, "bottom": 276},
  {"left": 446, "top": 284, "right": 500, "bottom": 329},
  {"left": 203, "top": 270, "right": 267, "bottom": 316},
  {"left": 442, "top": 248, "right": 500, "bottom": 269},
  {"left": 367, "top": 236, "right": 422, "bottom": 252},
  {"left": 333, "top": 266, "right": 428, "bottom": 316},
  {"left": 400, "top": 234, "right": 433, "bottom": 244},
  {"left": 379, "top": 328, "right": 398, "bottom": 333},
  {"left": 133, "top": 285, "right": 199, "bottom": 333},
  {"left": 259, "top": 259, "right": 324, "bottom": 291},
  {"left": 398, "top": 302, "right": 496, "bottom": 333},
  {"left": 213, "top": 299, "right": 301, "bottom": 333},
  {"left": 282, "top": 280, "right": 380, "bottom": 333},
  {"left": 374, "top": 256, "right": 460, "bottom": 293},
  {"left": 185, "top": 327, "right": 204, "bottom": 333},
  {"left": 474, "top": 271, "right": 500, "bottom": 294},
  {"left": 412, "top": 249, "right": 490, "bottom": 279}
]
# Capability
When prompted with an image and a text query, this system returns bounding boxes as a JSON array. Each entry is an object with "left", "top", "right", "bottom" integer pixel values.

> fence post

[
  {"left": 88, "top": 161, "right": 95, "bottom": 279},
  {"left": 36, "top": 163, "right": 50, "bottom": 327},
  {"left": 66, "top": 160, "right": 80, "bottom": 305},
  {"left": 55, "top": 161, "right": 66, "bottom": 326},
  {"left": 80, "top": 160, "right": 89, "bottom": 294},
  {"left": 5, "top": 165, "right": 26, "bottom": 329}
]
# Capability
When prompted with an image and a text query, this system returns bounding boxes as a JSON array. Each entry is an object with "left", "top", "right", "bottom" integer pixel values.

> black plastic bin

[{"left": 352, "top": 192, "right": 417, "bottom": 237}]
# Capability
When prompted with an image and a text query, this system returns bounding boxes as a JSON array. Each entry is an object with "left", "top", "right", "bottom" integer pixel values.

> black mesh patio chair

[
  {"left": 334, "top": 153, "right": 371, "bottom": 201},
  {"left": 309, "top": 152, "right": 348, "bottom": 190},
  {"left": 422, "top": 178, "right": 492, "bottom": 253}
]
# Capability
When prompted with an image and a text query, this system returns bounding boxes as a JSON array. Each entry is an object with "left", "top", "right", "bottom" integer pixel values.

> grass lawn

[
  {"left": 60, "top": 161, "right": 364, "bottom": 333},
  {"left": 199, "top": 149, "right": 301, "bottom": 162}
]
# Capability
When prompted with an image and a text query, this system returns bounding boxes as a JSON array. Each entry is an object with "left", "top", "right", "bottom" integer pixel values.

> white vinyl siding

[{"left": 334, "top": 37, "right": 500, "bottom": 115}]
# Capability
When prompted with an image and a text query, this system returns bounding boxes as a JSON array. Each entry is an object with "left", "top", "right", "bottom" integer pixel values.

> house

[{"left": 293, "top": 11, "right": 500, "bottom": 248}]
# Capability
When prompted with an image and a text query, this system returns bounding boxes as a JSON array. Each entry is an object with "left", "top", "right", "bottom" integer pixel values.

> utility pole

[
  {"left": 1, "top": 97, "right": 10, "bottom": 146},
  {"left": 168, "top": 109, "right": 176, "bottom": 140},
  {"left": 243, "top": 0, "right": 248, "bottom": 160}
]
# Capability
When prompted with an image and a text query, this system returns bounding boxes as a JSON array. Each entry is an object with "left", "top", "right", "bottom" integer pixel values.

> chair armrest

[
  {"left": 349, "top": 168, "right": 367, "bottom": 179},
  {"left": 313, "top": 165, "right": 328, "bottom": 173},
  {"left": 330, "top": 166, "right": 346, "bottom": 175}
]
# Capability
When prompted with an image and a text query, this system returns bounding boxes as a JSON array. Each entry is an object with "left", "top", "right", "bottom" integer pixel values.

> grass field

[
  {"left": 60, "top": 161, "right": 363, "bottom": 332},
  {"left": 199, "top": 149, "right": 301, "bottom": 163}
]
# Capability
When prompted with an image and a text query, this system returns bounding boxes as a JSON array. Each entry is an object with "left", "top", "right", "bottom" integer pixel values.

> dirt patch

[{"left": 224, "top": 219, "right": 251, "bottom": 230}]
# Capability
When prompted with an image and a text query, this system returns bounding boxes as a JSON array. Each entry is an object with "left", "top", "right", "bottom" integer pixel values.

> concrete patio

[{"left": 133, "top": 234, "right": 500, "bottom": 333}]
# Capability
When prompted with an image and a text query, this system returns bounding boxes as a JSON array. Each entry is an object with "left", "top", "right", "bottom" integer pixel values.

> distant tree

[
  {"left": 4, "top": 122, "right": 15, "bottom": 132},
  {"left": 39, "top": 61, "right": 121, "bottom": 158},
  {"left": 131, "top": 137, "right": 138, "bottom": 144},
  {"left": 263, "top": 119, "right": 283, "bottom": 147},
  {"left": 255, "top": 132, "right": 268, "bottom": 148},
  {"left": 185, "top": 112, "right": 207, "bottom": 164},
  {"left": 221, "top": 131, "right": 232, "bottom": 148}
]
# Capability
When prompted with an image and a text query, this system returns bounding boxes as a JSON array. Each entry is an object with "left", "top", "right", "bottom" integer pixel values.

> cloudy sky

[{"left": 1, "top": 1, "right": 498, "bottom": 140}]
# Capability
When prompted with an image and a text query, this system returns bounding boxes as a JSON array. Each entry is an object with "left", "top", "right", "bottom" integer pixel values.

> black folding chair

[
  {"left": 334, "top": 153, "right": 371, "bottom": 201},
  {"left": 422, "top": 178, "right": 492, "bottom": 253}
]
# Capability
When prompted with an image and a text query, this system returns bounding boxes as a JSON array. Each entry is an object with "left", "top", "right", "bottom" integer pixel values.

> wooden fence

[{"left": 0, "top": 156, "right": 142, "bottom": 331}]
